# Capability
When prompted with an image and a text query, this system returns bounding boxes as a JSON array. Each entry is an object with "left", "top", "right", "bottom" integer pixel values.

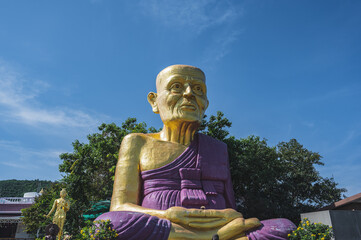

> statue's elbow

[{"left": 110, "top": 202, "right": 127, "bottom": 212}]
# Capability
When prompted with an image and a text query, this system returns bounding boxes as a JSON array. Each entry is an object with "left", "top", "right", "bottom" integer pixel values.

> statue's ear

[{"left": 147, "top": 92, "right": 159, "bottom": 114}]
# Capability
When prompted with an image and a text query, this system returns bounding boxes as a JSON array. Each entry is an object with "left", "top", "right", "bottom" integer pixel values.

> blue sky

[{"left": 0, "top": 1, "right": 360, "bottom": 197}]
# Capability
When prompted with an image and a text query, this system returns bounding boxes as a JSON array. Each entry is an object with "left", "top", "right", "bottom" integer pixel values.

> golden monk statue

[
  {"left": 95, "top": 65, "right": 295, "bottom": 240},
  {"left": 46, "top": 188, "right": 70, "bottom": 240}
]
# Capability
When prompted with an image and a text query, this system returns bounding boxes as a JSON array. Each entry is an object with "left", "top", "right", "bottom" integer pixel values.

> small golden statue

[{"left": 46, "top": 188, "right": 70, "bottom": 240}]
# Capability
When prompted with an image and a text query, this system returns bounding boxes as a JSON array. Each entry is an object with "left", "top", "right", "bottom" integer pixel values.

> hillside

[{"left": 0, "top": 179, "right": 53, "bottom": 197}]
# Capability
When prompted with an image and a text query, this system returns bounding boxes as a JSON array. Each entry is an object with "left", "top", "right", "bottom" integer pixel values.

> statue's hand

[
  {"left": 187, "top": 208, "right": 243, "bottom": 229},
  {"left": 165, "top": 207, "right": 222, "bottom": 227},
  {"left": 216, "top": 208, "right": 243, "bottom": 221},
  {"left": 167, "top": 209, "right": 260, "bottom": 240},
  {"left": 217, "top": 217, "right": 261, "bottom": 240}
]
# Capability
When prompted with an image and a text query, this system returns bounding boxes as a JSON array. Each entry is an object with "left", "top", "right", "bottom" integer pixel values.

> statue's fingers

[
  {"left": 204, "top": 209, "right": 243, "bottom": 219},
  {"left": 217, "top": 218, "right": 259, "bottom": 239},
  {"left": 187, "top": 209, "right": 226, "bottom": 219},
  {"left": 186, "top": 209, "right": 218, "bottom": 217},
  {"left": 204, "top": 210, "right": 225, "bottom": 218},
  {"left": 188, "top": 218, "right": 228, "bottom": 229},
  {"left": 188, "top": 217, "right": 223, "bottom": 223},
  {"left": 244, "top": 218, "right": 261, "bottom": 230}
]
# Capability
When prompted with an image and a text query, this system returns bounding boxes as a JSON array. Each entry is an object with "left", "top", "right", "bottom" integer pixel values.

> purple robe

[{"left": 95, "top": 134, "right": 295, "bottom": 240}]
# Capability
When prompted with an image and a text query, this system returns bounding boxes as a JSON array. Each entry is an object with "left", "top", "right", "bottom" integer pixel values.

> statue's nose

[{"left": 183, "top": 85, "right": 194, "bottom": 98}]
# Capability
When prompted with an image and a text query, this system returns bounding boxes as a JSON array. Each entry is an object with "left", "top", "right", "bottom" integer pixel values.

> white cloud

[
  {"left": 0, "top": 60, "right": 101, "bottom": 127},
  {"left": 0, "top": 140, "right": 63, "bottom": 158},
  {"left": 139, "top": 0, "right": 244, "bottom": 64},
  {"left": 295, "top": 86, "right": 360, "bottom": 107},
  {"left": 0, "top": 140, "right": 63, "bottom": 169},
  {"left": 139, "top": 0, "right": 241, "bottom": 33},
  {"left": 302, "top": 121, "right": 315, "bottom": 128},
  {"left": 202, "top": 30, "right": 241, "bottom": 65},
  {"left": 1, "top": 161, "right": 32, "bottom": 169}
]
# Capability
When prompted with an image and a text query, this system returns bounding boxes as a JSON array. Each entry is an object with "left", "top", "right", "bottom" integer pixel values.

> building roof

[
  {"left": 0, "top": 203, "right": 32, "bottom": 213},
  {"left": 0, "top": 197, "right": 34, "bottom": 217},
  {"left": 320, "top": 192, "right": 361, "bottom": 210},
  {"left": 23, "top": 192, "right": 40, "bottom": 198}
]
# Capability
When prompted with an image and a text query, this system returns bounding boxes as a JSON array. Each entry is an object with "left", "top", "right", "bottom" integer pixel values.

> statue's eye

[
  {"left": 193, "top": 85, "right": 203, "bottom": 95},
  {"left": 170, "top": 83, "right": 183, "bottom": 92}
]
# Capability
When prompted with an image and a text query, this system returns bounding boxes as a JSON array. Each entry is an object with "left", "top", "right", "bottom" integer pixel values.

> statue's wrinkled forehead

[{"left": 156, "top": 65, "right": 205, "bottom": 91}]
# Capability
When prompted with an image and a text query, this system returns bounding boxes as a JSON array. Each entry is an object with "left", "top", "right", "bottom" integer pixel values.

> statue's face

[
  {"left": 60, "top": 190, "right": 67, "bottom": 198},
  {"left": 152, "top": 65, "right": 209, "bottom": 125}
]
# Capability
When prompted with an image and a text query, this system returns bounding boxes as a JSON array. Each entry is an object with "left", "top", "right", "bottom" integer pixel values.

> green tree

[
  {"left": 227, "top": 136, "right": 284, "bottom": 221},
  {"left": 276, "top": 139, "right": 345, "bottom": 222},
  {"left": 58, "top": 119, "right": 157, "bottom": 236},
  {"left": 200, "top": 111, "right": 232, "bottom": 141},
  {"left": 201, "top": 111, "right": 346, "bottom": 223}
]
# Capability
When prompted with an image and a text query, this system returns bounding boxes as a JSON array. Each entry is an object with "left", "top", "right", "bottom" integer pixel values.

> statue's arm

[
  {"left": 64, "top": 200, "right": 70, "bottom": 212},
  {"left": 109, "top": 134, "right": 166, "bottom": 218},
  {"left": 47, "top": 199, "right": 57, "bottom": 217}
]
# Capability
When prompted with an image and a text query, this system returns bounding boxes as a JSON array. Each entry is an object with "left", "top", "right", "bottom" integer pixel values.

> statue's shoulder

[
  {"left": 120, "top": 133, "right": 159, "bottom": 156},
  {"left": 122, "top": 132, "right": 167, "bottom": 146},
  {"left": 121, "top": 133, "right": 148, "bottom": 145}
]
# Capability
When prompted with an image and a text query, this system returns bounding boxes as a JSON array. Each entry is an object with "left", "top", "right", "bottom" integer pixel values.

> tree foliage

[
  {"left": 57, "top": 119, "right": 157, "bottom": 236},
  {"left": 202, "top": 111, "right": 346, "bottom": 222}
]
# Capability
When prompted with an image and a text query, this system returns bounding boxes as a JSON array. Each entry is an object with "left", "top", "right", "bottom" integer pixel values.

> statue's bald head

[
  {"left": 148, "top": 64, "right": 208, "bottom": 124},
  {"left": 156, "top": 65, "right": 205, "bottom": 92}
]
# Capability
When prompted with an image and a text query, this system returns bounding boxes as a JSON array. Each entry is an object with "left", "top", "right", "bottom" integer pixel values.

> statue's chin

[
  {"left": 161, "top": 111, "right": 203, "bottom": 125},
  {"left": 165, "top": 117, "right": 201, "bottom": 125},
  {"left": 177, "top": 109, "right": 203, "bottom": 122}
]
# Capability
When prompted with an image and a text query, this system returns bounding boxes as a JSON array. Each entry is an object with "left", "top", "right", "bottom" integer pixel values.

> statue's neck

[{"left": 160, "top": 122, "right": 199, "bottom": 146}]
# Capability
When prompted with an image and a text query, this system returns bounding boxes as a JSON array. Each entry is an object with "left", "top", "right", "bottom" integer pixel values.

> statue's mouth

[{"left": 180, "top": 103, "right": 197, "bottom": 111}]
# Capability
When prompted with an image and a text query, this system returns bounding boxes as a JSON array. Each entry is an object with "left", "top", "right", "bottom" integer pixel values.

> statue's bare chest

[{"left": 139, "top": 139, "right": 187, "bottom": 172}]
